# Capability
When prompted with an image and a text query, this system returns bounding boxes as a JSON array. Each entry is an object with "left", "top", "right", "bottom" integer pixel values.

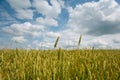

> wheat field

[{"left": 0, "top": 48, "right": 120, "bottom": 80}]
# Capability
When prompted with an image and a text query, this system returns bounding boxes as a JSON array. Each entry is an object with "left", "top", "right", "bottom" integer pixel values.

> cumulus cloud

[
  {"left": 11, "top": 36, "right": 27, "bottom": 43},
  {"left": 7, "top": 0, "right": 33, "bottom": 19},
  {"left": 84, "top": 34, "right": 120, "bottom": 49},
  {"left": 58, "top": 29, "right": 120, "bottom": 49},
  {"left": 58, "top": 0, "right": 65, "bottom": 8},
  {"left": 113, "top": 39, "right": 120, "bottom": 43},
  {"left": 91, "top": 39, "right": 108, "bottom": 48},
  {"left": 6, "top": 0, "right": 64, "bottom": 19},
  {"left": 30, "top": 31, "right": 61, "bottom": 49},
  {"left": 46, "top": 31, "right": 60, "bottom": 38},
  {"left": 36, "top": 17, "right": 58, "bottom": 27},
  {"left": 32, "top": 40, "right": 54, "bottom": 49},
  {"left": 33, "top": 0, "right": 61, "bottom": 18},
  {"left": 67, "top": 0, "right": 120, "bottom": 36},
  {"left": 7, "top": 0, "right": 31, "bottom": 9},
  {"left": 2, "top": 0, "right": 120, "bottom": 49},
  {"left": 15, "top": 9, "right": 33, "bottom": 19},
  {"left": 2, "top": 22, "right": 44, "bottom": 37},
  {"left": 0, "top": 6, "right": 17, "bottom": 26}
]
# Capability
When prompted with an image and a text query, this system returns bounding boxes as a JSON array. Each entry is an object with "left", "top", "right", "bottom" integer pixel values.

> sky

[{"left": 0, "top": 0, "right": 120, "bottom": 49}]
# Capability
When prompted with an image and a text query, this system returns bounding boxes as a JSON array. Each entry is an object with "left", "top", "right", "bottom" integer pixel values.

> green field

[{"left": 0, "top": 49, "right": 120, "bottom": 80}]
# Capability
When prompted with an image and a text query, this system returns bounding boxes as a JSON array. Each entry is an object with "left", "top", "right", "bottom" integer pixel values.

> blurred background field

[{"left": 0, "top": 49, "right": 120, "bottom": 80}]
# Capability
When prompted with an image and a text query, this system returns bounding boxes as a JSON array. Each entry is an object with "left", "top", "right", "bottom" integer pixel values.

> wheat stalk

[
  {"left": 54, "top": 36, "right": 60, "bottom": 48},
  {"left": 78, "top": 34, "right": 82, "bottom": 49}
]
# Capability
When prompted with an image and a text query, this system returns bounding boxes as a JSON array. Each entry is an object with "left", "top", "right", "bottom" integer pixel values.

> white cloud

[
  {"left": 7, "top": 0, "right": 31, "bottom": 9},
  {"left": 33, "top": 0, "right": 61, "bottom": 18},
  {"left": 32, "top": 40, "right": 54, "bottom": 49},
  {"left": 2, "top": 22, "right": 44, "bottom": 37},
  {"left": 67, "top": 0, "right": 120, "bottom": 36},
  {"left": 58, "top": 0, "right": 65, "bottom": 8},
  {"left": 2, "top": 0, "right": 120, "bottom": 49},
  {"left": 7, "top": 0, "right": 33, "bottom": 19},
  {"left": 92, "top": 39, "right": 108, "bottom": 48},
  {"left": 6, "top": 0, "right": 63, "bottom": 19},
  {"left": 31, "top": 31, "right": 42, "bottom": 37},
  {"left": 11, "top": 36, "right": 27, "bottom": 43},
  {"left": 46, "top": 31, "right": 60, "bottom": 38},
  {"left": 58, "top": 0, "right": 120, "bottom": 49},
  {"left": 58, "top": 28, "right": 120, "bottom": 49},
  {"left": 36, "top": 17, "right": 58, "bottom": 27},
  {"left": 16, "top": 9, "right": 33, "bottom": 19},
  {"left": 84, "top": 34, "right": 120, "bottom": 49},
  {"left": 0, "top": 6, "right": 17, "bottom": 26},
  {"left": 30, "top": 31, "right": 61, "bottom": 49}
]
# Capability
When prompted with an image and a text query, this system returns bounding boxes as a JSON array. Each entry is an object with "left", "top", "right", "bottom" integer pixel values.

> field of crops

[{"left": 0, "top": 48, "right": 120, "bottom": 80}]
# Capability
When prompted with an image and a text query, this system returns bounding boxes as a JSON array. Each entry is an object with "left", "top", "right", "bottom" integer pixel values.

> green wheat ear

[
  {"left": 54, "top": 36, "right": 60, "bottom": 48},
  {"left": 78, "top": 34, "right": 82, "bottom": 49}
]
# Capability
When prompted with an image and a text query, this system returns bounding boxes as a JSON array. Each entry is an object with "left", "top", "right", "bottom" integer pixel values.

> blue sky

[{"left": 0, "top": 0, "right": 120, "bottom": 49}]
